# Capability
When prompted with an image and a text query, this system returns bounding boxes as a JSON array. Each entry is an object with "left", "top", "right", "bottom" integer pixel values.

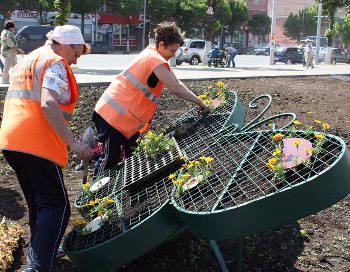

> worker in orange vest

[
  {"left": 0, "top": 25, "right": 93, "bottom": 272},
  {"left": 93, "top": 22, "right": 209, "bottom": 178}
]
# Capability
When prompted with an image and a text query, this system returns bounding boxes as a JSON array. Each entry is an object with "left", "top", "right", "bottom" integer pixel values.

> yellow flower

[
  {"left": 314, "top": 120, "right": 321, "bottom": 124},
  {"left": 200, "top": 156, "right": 206, "bottom": 161},
  {"left": 187, "top": 164, "right": 193, "bottom": 168},
  {"left": 180, "top": 156, "right": 186, "bottom": 160},
  {"left": 322, "top": 123, "right": 330, "bottom": 129},
  {"left": 136, "top": 138, "right": 140, "bottom": 143},
  {"left": 293, "top": 120, "right": 301, "bottom": 125},
  {"left": 217, "top": 81, "right": 224, "bottom": 87},
  {"left": 169, "top": 174, "right": 176, "bottom": 180},
  {"left": 172, "top": 180, "right": 178, "bottom": 184},
  {"left": 268, "top": 123, "right": 273, "bottom": 128},
  {"left": 103, "top": 197, "right": 108, "bottom": 201},
  {"left": 143, "top": 146, "right": 147, "bottom": 150},
  {"left": 268, "top": 158, "right": 277, "bottom": 165},
  {"left": 98, "top": 211, "right": 104, "bottom": 217},
  {"left": 83, "top": 183, "right": 89, "bottom": 189},
  {"left": 305, "top": 148, "right": 312, "bottom": 153},
  {"left": 147, "top": 131, "right": 153, "bottom": 137},
  {"left": 204, "top": 157, "right": 214, "bottom": 163},
  {"left": 80, "top": 220, "right": 88, "bottom": 225},
  {"left": 273, "top": 150, "right": 281, "bottom": 156},
  {"left": 314, "top": 134, "right": 324, "bottom": 139},
  {"left": 155, "top": 137, "right": 160, "bottom": 141},
  {"left": 183, "top": 174, "right": 191, "bottom": 178},
  {"left": 217, "top": 90, "right": 222, "bottom": 95},
  {"left": 108, "top": 199, "right": 115, "bottom": 203},
  {"left": 155, "top": 148, "right": 159, "bottom": 151},
  {"left": 266, "top": 162, "right": 274, "bottom": 170},
  {"left": 94, "top": 198, "right": 100, "bottom": 204},
  {"left": 273, "top": 133, "right": 284, "bottom": 141},
  {"left": 204, "top": 92, "right": 208, "bottom": 95},
  {"left": 89, "top": 200, "right": 95, "bottom": 206},
  {"left": 178, "top": 179, "right": 184, "bottom": 186},
  {"left": 195, "top": 161, "right": 201, "bottom": 165},
  {"left": 180, "top": 167, "right": 184, "bottom": 171},
  {"left": 73, "top": 218, "right": 80, "bottom": 226},
  {"left": 293, "top": 139, "right": 303, "bottom": 146},
  {"left": 307, "top": 111, "right": 312, "bottom": 115},
  {"left": 208, "top": 85, "right": 213, "bottom": 89}
]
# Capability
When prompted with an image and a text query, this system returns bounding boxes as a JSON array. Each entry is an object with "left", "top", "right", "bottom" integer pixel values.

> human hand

[
  {"left": 197, "top": 102, "right": 210, "bottom": 115},
  {"left": 18, "top": 49, "right": 24, "bottom": 54},
  {"left": 69, "top": 140, "right": 93, "bottom": 160}
]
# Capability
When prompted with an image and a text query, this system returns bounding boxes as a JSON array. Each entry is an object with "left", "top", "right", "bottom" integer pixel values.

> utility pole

[
  {"left": 301, "top": 0, "right": 306, "bottom": 40},
  {"left": 142, "top": 0, "right": 146, "bottom": 49},
  {"left": 95, "top": 9, "right": 98, "bottom": 42},
  {"left": 269, "top": 0, "right": 277, "bottom": 65},
  {"left": 315, "top": 0, "right": 322, "bottom": 65}
]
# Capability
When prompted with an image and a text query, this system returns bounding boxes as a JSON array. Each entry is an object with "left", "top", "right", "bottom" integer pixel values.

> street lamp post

[{"left": 142, "top": 0, "right": 146, "bottom": 49}]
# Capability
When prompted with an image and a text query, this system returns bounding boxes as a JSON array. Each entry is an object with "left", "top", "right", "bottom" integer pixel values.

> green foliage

[
  {"left": 325, "top": 28, "right": 335, "bottom": 41},
  {"left": 202, "top": 0, "right": 224, "bottom": 42},
  {"left": 335, "top": 16, "right": 350, "bottom": 47},
  {"left": 108, "top": 0, "right": 143, "bottom": 17},
  {"left": 54, "top": 0, "right": 71, "bottom": 26},
  {"left": 216, "top": 0, "right": 232, "bottom": 26},
  {"left": 283, "top": 13, "right": 302, "bottom": 41},
  {"left": 228, "top": 0, "right": 249, "bottom": 41},
  {"left": 71, "top": 0, "right": 104, "bottom": 17},
  {"left": 0, "top": 0, "right": 17, "bottom": 18},
  {"left": 248, "top": 13, "right": 271, "bottom": 41}
]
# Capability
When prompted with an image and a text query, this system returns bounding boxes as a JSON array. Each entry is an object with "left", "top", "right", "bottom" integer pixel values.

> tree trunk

[
  {"left": 124, "top": 15, "right": 130, "bottom": 52},
  {"left": 39, "top": 4, "right": 43, "bottom": 25}
]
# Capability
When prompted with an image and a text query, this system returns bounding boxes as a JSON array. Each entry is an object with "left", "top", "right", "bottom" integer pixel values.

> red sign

[
  {"left": 17, "top": 12, "right": 38, "bottom": 18},
  {"left": 113, "top": 39, "right": 136, "bottom": 46}
]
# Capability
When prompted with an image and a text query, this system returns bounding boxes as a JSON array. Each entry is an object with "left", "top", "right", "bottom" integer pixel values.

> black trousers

[
  {"left": 3, "top": 150, "right": 70, "bottom": 272},
  {"left": 93, "top": 112, "right": 139, "bottom": 178}
]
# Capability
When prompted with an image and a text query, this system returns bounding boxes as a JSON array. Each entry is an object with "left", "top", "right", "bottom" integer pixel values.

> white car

[{"left": 176, "top": 39, "right": 206, "bottom": 65}]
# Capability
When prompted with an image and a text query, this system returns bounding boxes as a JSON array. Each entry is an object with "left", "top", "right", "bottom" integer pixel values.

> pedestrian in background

[
  {"left": 93, "top": 22, "right": 209, "bottom": 178},
  {"left": 305, "top": 38, "right": 314, "bottom": 69},
  {"left": 225, "top": 46, "right": 237, "bottom": 68},
  {"left": 0, "top": 20, "right": 24, "bottom": 84},
  {"left": 0, "top": 25, "right": 93, "bottom": 272}
]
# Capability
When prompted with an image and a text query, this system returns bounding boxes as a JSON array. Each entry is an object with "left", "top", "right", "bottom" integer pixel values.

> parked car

[
  {"left": 176, "top": 39, "right": 207, "bottom": 65},
  {"left": 318, "top": 48, "right": 350, "bottom": 64},
  {"left": 90, "top": 41, "right": 114, "bottom": 54},
  {"left": 255, "top": 44, "right": 281, "bottom": 56},
  {"left": 233, "top": 43, "right": 250, "bottom": 55},
  {"left": 274, "top": 47, "right": 304, "bottom": 64},
  {"left": 16, "top": 25, "right": 55, "bottom": 53}
]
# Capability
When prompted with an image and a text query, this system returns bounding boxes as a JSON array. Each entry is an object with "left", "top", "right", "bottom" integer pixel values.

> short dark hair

[
  {"left": 154, "top": 22, "right": 184, "bottom": 48},
  {"left": 4, "top": 20, "right": 15, "bottom": 30}
]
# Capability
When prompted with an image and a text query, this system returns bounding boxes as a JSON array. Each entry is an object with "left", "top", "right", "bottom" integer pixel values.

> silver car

[
  {"left": 176, "top": 39, "right": 206, "bottom": 65},
  {"left": 319, "top": 48, "right": 350, "bottom": 64}
]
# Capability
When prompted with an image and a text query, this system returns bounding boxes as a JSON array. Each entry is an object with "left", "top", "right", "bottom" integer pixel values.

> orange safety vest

[
  {"left": 95, "top": 44, "right": 170, "bottom": 139},
  {"left": 0, "top": 46, "right": 78, "bottom": 168}
]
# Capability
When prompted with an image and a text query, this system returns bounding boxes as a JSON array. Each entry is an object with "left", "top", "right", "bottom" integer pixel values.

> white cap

[{"left": 46, "top": 25, "right": 85, "bottom": 45}]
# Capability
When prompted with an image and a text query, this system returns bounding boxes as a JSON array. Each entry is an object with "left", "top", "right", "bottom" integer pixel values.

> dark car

[
  {"left": 233, "top": 43, "right": 250, "bottom": 55},
  {"left": 90, "top": 41, "right": 114, "bottom": 54},
  {"left": 255, "top": 44, "right": 281, "bottom": 56},
  {"left": 319, "top": 48, "right": 350, "bottom": 64},
  {"left": 274, "top": 47, "right": 304, "bottom": 64},
  {"left": 16, "top": 25, "right": 55, "bottom": 53}
]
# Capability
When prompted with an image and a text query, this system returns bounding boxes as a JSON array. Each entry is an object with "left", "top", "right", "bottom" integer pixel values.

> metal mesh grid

[
  {"left": 172, "top": 130, "right": 343, "bottom": 213},
  {"left": 66, "top": 170, "right": 176, "bottom": 251},
  {"left": 123, "top": 137, "right": 183, "bottom": 190},
  {"left": 75, "top": 164, "right": 124, "bottom": 207}
]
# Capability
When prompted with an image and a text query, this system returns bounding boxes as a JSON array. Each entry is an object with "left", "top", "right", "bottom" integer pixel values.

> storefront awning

[{"left": 98, "top": 14, "right": 143, "bottom": 25}]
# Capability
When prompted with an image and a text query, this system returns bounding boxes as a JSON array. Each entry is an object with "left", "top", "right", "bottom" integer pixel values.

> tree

[
  {"left": 202, "top": 0, "right": 223, "bottom": 42},
  {"left": 17, "top": 0, "right": 55, "bottom": 25},
  {"left": 146, "top": 0, "right": 177, "bottom": 38},
  {"left": 71, "top": 0, "right": 104, "bottom": 40},
  {"left": 283, "top": 7, "right": 317, "bottom": 42},
  {"left": 228, "top": 0, "right": 249, "bottom": 43},
  {"left": 54, "top": 0, "right": 71, "bottom": 25},
  {"left": 107, "top": 0, "right": 143, "bottom": 52},
  {"left": 248, "top": 13, "right": 271, "bottom": 43},
  {"left": 283, "top": 13, "right": 302, "bottom": 41},
  {"left": 335, "top": 16, "right": 350, "bottom": 48},
  {"left": 316, "top": 0, "right": 350, "bottom": 47},
  {"left": 173, "top": 0, "right": 207, "bottom": 38},
  {"left": 0, "top": 0, "right": 16, "bottom": 19}
]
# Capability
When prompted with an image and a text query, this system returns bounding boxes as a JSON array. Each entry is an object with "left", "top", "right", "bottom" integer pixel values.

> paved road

[{"left": 1, "top": 53, "right": 349, "bottom": 90}]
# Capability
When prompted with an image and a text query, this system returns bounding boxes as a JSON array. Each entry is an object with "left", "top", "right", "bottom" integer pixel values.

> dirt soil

[{"left": 1, "top": 75, "right": 350, "bottom": 272}]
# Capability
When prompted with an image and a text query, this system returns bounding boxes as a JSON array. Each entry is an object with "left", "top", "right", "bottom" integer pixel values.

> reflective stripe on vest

[
  {"left": 101, "top": 92, "right": 126, "bottom": 115},
  {"left": 6, "top": 89, "right": 73, "bottom": 121},
  {"left": 122, "top": 70, "right": 159, "bottom": 105}
]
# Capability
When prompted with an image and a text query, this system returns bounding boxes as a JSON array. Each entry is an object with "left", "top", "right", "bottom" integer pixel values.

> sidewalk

[{"left": 1, "top": 62, "right": 349, "bottom": 90}]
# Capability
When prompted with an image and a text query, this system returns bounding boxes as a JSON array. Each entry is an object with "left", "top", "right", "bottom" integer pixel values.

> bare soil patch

[{"left": 1, "top": 75, "right": 350, "bottom": 272}]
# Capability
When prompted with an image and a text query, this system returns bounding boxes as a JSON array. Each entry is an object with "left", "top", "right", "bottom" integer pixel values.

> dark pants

[
  {"left": 228, "top": 52, "right": 237, "bottom": 67},
  {"left": 0, "top": 58, "right": 3, "bottom": 71},
  {"left": 93, "top": 112, "right": 139, "bottom": 178},
  {"left": 3, "top": 150, "right": 70, "bottom": 272}
]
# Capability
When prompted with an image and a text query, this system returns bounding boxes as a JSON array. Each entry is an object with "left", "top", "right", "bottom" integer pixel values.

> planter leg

[
  {"left": 236, "top": 237, "right": 244, "bottom": 272},
  {"left": 209, "top": 240, "right": 229, "bottom": 272}
]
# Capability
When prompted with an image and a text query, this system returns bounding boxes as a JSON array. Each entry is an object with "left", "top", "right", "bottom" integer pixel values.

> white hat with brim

[
  {"left": 305, "top": 38, "right": 310, "bottom": 42},
  {"left": 46, "top": 25, "right": 85, "bottom": 45}
]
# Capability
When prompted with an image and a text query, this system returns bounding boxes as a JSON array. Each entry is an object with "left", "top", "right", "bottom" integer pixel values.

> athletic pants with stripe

[{"left": 3, "top": 150, "right": 70, "bottom": 272}]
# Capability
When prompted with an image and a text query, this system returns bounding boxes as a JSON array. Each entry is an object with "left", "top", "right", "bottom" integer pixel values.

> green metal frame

[{"left": 64, "top": 90, "right": 350, "bottom": 271}]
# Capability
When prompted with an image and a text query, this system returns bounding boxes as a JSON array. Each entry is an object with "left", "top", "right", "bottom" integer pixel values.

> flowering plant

[
  {"left": 198, "top": 81, "right": 230, "bottom": 112},
  {"left": 169, "top": 156, "right": 214, "bottom": 197},
  {"left": 133, "top": 130, "right": 175, "bottom": 158},
  {"left": 73, "top": 196, "right": 115, "bottom": 236},
  {"left": 0, "top": 217, "right": 24, "bottom": 271},
  {"left": 267, "top": 112, "right": 330, "bottom": 181}
]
